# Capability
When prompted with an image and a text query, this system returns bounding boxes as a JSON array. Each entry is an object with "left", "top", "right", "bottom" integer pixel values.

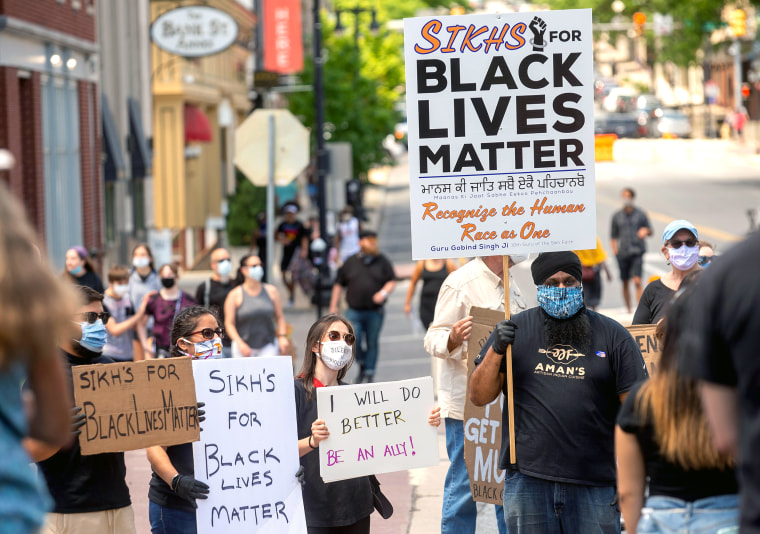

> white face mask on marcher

[
  {"left": 319, "top": 341, "right": 352, "bottom": 370},
  {"left": 669, "top": 245, "right": 699, "bottom": 271}
]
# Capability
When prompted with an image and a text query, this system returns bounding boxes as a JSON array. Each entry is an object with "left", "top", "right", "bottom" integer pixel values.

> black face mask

[{"left": 161, "top": 277, "right": 176, "bottom": 289}]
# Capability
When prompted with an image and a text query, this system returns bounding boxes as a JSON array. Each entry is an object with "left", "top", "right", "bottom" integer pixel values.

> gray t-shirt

[
  {"left": 102, "top": 294, "right": 134, "bottom": 361},
  {"left": 610, "top": 207, "right": 651, "bottom": 257}
]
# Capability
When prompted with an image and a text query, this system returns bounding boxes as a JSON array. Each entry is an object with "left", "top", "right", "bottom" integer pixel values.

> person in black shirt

[
  {"left": 616, "top": 284, "right": 738, "bottom": 532},
  {"left": 26, "top": 285, "right": 135, "bottom": 534},
  {"left": 679, "top": 230, "right": 760, "bottom": 534},
  {"left": 610, "top": 188, "right": 652, "bottom": 313},
  {"left": 195, "top": 247, "right": 236, "bottom": 358},
  {"left": 276, "top": 203, "right": 309, "bottom": 306},
  {"left": 329, "top": 230, "right": 396, "bottom": 383},
  {"left": 62, "top": 245, "right": 104, "bottom": 294},
  {"left": 470, "top": 252, "right": 647, "bottom": 534}
]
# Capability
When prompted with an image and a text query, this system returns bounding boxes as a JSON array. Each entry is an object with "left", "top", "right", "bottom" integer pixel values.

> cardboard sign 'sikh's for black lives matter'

[{"left": 413, "top": 18, "right": 587, "bottom": 174}]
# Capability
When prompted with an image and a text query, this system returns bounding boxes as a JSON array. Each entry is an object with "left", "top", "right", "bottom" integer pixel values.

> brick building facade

[{"left": 0, "top": 0, "right": 102, "bottom": 270}]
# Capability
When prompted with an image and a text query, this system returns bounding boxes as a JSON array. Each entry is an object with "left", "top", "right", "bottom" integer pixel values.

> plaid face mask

[{"left": 536, "top": 285, "right": 584, "bottom": 319}]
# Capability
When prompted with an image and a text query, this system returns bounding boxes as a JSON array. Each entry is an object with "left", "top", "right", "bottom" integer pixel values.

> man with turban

[{"left": 470, "top": 251, "right": 647, "bottom": 533}]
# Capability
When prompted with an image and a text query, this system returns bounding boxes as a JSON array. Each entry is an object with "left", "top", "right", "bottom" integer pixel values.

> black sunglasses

[
  {"left": 78, "top": 312, "right": 110, "bottom": 324},
  {"left": 668, "top": 238, "right": 698, "bottom": 249},
  {"left": 188, "top": 327, "right": 225, "bottom": 340},
  {"left": 325, "top": 330, "right": 355, "bottom": 345},
  {"left": 698, "top": 255, "right": 712, "bottom": 266}
]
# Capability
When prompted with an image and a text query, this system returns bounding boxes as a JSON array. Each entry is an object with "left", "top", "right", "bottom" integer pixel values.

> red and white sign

[{"left": 263, "top": 0, "right": 304, "bottom": 74}]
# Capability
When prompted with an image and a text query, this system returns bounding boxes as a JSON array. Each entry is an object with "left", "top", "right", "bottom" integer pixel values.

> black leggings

[{"left": 307, "top": 516, "right": 371, "bottom": 534}]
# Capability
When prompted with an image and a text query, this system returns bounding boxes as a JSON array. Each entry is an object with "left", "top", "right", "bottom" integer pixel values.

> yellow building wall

[{"left": 151, "top": 0, "right": 254, "bottom": 230}]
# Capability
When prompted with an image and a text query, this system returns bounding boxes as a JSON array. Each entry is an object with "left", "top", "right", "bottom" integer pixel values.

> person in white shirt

[{"left": 423, "top": 255, "right": 526, "bottom": 534}]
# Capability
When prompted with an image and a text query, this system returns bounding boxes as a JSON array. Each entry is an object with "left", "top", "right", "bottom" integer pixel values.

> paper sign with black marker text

[
  {"left": 404, "top": 9, "right": 596, "bottom": 259},
  {"left": 192, "top": 357, "right": 306, "bottom": 533},
  {"left": 316, "top": 377, "right": 439, "bottom": 482},
  {"left": 626, "top": 324, "right": 660, "bottom": 376}
]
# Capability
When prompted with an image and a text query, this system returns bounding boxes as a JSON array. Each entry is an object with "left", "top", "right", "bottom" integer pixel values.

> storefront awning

[
  {"left": 128, "top": 97, "right": 152, "bottom": 178},
  {"left": 101, "top": 94, "right": 126, "bottom": 182},
  {"left": 184, "top": 104, "right": 213, "bottom": 143}
]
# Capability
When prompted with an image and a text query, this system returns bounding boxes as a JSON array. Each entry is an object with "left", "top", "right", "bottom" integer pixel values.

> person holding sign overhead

[
  {"left": 295, "top": 314, "right": 441, "bottom": 533},
  {"left": 423, "top": 254, "right": 527, "bottom": 534},
  {"left": 146, "top": 306, "right": 219, "bottom": 534},
  {"left": 470, "top": 251, "right": 647, "bottom": 534}
]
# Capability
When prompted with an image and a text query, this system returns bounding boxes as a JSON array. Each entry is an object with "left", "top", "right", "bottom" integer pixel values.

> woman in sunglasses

[
  {"left": 295, "top": 314, "right": 441, "bottom": 533},
  {"left": 224, "top": 254, "right": 290, "bottom": 358},
  {"left": 146, "top": 306, "right": 221, "bottom": 534},
  {"left": 633, "top": 220, "right": 702, "bottom": 325}
]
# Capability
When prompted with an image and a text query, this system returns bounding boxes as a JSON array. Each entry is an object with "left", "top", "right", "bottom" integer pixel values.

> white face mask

[
  {"left": 248, "top": 265, "right": 264, "bottom": 281},
  {"left": 669, "top": 245, "right": 699, "bottom": 271},
  {"left": 133, "top": 257, "right": 150, "bottom": 269},
  {"left": 179, "top": 338, "right": 222, "bottom": 360},
  {"left": 113, "top": 284, "right": 129, "bottom": 297},
  {"left": 216, "top": 259, "right": 232, "bottom": 277},
  {"left": 319, "top": 340, "right": 352, "bottom": 370}
]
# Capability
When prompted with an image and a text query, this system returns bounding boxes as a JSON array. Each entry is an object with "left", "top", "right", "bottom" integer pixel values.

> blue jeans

[
  {"left": 638, "top": 494, "right": 739, "bottom": 534},
  {"left": 344, "top": 308, "right": 384, "bottom": 376},
  {"left": 502, "top": 470, "right": 620, "bottom": 534},
  {"left": 442, "top": 418, "right": 507, "bottom": 534},
  {"left": 149, "top": 501, "right": 196, "bottom": 534}
]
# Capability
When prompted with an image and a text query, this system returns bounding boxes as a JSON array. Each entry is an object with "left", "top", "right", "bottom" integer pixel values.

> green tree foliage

[
  {"left": 226, "top": 169, "right": 266, "bottom": 246},
  {"left": 287, "top": 10, "right": 405, "bottom": 179}
]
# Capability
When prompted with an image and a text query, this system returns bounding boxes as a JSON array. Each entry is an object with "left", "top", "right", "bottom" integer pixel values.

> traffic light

[
  {"left": 728, "top": 8, "right": 746, "bottom": 38},
  {"left": 633, "top": 12, "right": 646, "bottom": 36}
]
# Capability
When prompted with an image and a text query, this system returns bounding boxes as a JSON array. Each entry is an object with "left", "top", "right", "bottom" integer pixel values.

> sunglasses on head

[
  {"left": 698, "top": 255, "right": 712, "bottom": 266},
  {"left": 325, "top": 330, "right": 355, "bottom": 345},
  {"left": 78, "top": 312, "right": 110, "bottom": 324},
  {"left": 668, "top": 238, "right": 698, "bottom": 249},
  {"left": 188, "top": 327, "right": 225, "bottom": 340}
]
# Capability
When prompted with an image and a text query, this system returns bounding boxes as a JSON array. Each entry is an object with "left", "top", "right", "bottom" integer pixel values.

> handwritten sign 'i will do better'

[
  {"left": 316, "top": 377, "right": 439, "bottom": 483},
  {"left": 404, "top": 9, "right": 596, "bottom": 259}
]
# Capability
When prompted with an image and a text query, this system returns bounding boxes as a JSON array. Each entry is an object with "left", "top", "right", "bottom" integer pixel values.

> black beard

[
  {"left": 543, "top": 308, "right": 592, "bottom": 356},
  {"left": 73, "top": 341, "right": 103, "bottom": 360}
]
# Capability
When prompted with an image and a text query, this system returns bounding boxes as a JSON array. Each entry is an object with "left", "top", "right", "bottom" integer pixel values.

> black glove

[
  {"left": 197, "top": 402, "right": 205, "bottom": 431},
  {"left": 172, "top": 475, "right": 210, "bottom": 507},
  {"left": 492, "top": 320, "right": 517, "bottom": 355},
  {"left": 295, "top": 465, "right": 305, "bottom": 487},
  {"left": 71, "top": 406, "right": 86, "bottom": 437}
]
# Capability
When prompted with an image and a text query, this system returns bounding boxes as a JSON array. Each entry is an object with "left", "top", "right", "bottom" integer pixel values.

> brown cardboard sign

[
  {"left": 626, "top": 324, "right": 660, "bottom": 376},
  {"left": 72, "top": 358, "right": 200, "bottom": 455},
  {"left": 464, "top": 306, "right": 507, "bottom": 505}
]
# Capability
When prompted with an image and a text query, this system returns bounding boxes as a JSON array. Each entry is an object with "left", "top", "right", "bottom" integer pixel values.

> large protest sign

[
  {"left": 316, "top": 377, "right": 439, "bottom": 482},
  {"left": 404, "top": 9, "right": 596, "bottom": 259},
  {"left": 463, "top": 307, "right": 506, "bottom": 504},
  {"left": 72, "top": 358, "right": 200, "bottom": 455},
  {"left": 192, "top": 357, "right": 306, "bottom": 533},
  {"left": 626, "top": 324, "right": 661, "bottom": 376}
]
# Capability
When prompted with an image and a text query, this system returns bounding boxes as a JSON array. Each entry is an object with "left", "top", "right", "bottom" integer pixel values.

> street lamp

[
  {"left": 313, "top": 0, "right": 329, "bottom": 319},
  {"left": 334, "top": 6, "right": 379, "bottom": 48}
]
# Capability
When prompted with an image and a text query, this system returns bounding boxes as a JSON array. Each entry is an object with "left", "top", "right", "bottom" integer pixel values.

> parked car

[
  {"left": 602, "top": 87, "right": 638, "bottom": 113},
  {"left": 636, "top": 94, "right": 664, "bottom": 137},
  {"left": 656, "top": 109, "right": 692, "bottom": 138},
  {"left": 595, "top": 112, "right": 647, "bottom": 138}
]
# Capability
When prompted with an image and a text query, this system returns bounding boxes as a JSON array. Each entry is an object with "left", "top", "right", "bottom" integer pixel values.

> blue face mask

[
  {"left": 77, "top": 320, "right": 107, "bottom": 352},
  {"left": 536, "top": 285, "right": 584, "bottom": 319},
  {"left": 69, "top": 264, "right": 84, "bottom": 276}
]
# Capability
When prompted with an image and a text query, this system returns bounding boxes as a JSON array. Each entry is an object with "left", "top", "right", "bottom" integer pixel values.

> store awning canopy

[
  {"left": 128, "top": 97, "right": 152, "bottom": 178},
  {"left": 184, "top": 104, "right": 213, "bottom": 143},
  {"left": 101, "top": 94, "right": 126, "bottom": 182}
]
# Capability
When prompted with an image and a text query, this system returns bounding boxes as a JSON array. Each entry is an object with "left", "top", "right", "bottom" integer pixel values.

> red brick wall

[
  {"left": 0, "top": 66, "right": 21, "bottom": 192},
  {"left": 79, "top": 80, "right": 103, "bottom": 269},
  {"left": 20, "top": 73, "right": 46, "bottom": 237},
  {"left": 0, "top": 0, "right": 96, "bottom": 42}
]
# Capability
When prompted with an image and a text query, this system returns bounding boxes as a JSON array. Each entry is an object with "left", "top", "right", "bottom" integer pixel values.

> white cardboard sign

[
  {"left": 316, "top": 377, "right": 439, "bottom": 483},
  {"left": 404, "top": 9, "right": 596, "bottom": 259},
  {"left": 192, "top": 357, "right": 306, "bottom": 533}
]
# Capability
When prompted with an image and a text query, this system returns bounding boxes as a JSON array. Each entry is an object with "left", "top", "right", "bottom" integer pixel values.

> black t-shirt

[
  {"left": 277, "top": 220, "right": 307, "bottom": 256},
  {"left": 195, "top": 279, "right": 234, "bottom": 347},
  {"left": 72, "top": 270, "right": 105, "bottom": 294},
  {"left": 482, "top": 307, "right": 647, "bottom": 485},
  {"left": 148, "top": 443, "right": 195, "bottom": 513},
  {"left": 617, "top": 381, "right": 738, "bottom": 501},
  {"left": 679, "top": 231, "right": 760, "bottom": 533},
  {"left": 632, "top": 279, "right": 674, "bottom": 325},
  {"left": 294, "top": 379, "right": 373, "bottom": 527},
  {"left": 335, "top": 254, "right": 395, "bottom": 311},
  {"left": 37, "top": 351, "right": 131, "bottom": 513}
]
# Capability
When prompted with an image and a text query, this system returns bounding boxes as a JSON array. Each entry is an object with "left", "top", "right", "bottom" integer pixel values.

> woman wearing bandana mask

[
  {"left": 633, "top": 220, "right": 701, "bottom": 325},
  {"left": 146, "top": 306, "right": 217, "bottom": 534},
  {"left": 294, "top": 314, "right": 441, "bottom": 533}
]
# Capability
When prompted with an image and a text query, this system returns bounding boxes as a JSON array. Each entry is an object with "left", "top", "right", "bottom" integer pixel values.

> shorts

[
  {"left": 616, "top": 254, "right": 643, "bottom": 280},
  {"left": 42, "top": 506, "right": 136, "bottom": 534}
]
